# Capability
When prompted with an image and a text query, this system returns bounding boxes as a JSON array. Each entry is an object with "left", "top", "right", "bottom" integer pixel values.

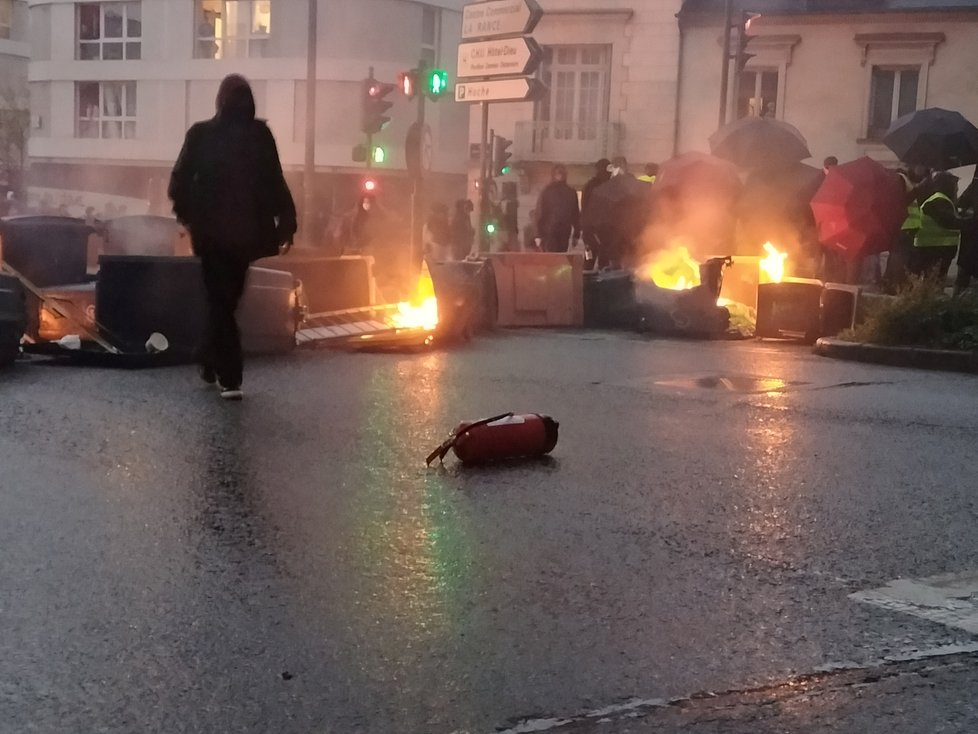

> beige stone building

[
  {"left": 475, "top": 0, "right": 978, "bottom": 219},
  {"left": 677, "top": 0, "right": 978, "bottom": 168},
  {"left": 467, "top": 0, "right": 685, "bottom": 200}
]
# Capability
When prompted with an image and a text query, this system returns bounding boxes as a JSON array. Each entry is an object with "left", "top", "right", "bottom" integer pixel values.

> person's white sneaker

[{"left": 218, "top": 384, "right": 243, "bottom": 401}]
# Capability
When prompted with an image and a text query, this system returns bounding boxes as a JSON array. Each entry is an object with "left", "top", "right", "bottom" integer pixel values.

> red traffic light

[
  {"left": 363, "top": 178, "right": 378, "bottom": 193},
  {"left": 399, "top": 70, "right": 418, "bottom": 100},
  {"left": 361, "top": 78, "right": 396, "bottom": 135}
]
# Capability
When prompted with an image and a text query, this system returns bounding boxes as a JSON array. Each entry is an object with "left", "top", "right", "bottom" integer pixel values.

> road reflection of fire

[{"left": 390, "top": 265, "right": 439, "bottom": 331}]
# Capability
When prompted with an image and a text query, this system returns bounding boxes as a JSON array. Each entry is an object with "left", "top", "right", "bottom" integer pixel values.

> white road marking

[{"left": 851, "top": 571, "right": 978, "bottom": 634}]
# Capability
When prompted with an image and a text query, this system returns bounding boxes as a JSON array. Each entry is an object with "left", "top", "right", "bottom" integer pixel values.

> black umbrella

[
  {"left": 883, "top": 107, "right": 978, "bottom": 170},
  {"left": 709, "top": 116, "right": 811, "bottom": 170},
  {"left": 739, "top": 162, "right": 824, "bottom": 218},
  {"left": 581, "top": 174, "right": 649, "bottom": 231}
]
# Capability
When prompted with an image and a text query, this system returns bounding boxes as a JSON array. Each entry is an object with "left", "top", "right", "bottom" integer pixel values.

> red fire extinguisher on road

[{"left": 426, "top": 412, "right": 560, "bottom": 466}]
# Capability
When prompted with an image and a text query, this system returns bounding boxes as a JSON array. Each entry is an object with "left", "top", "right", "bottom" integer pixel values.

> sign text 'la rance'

[{"left": 461, "top": 0, "right": 543, "bottom": 41}]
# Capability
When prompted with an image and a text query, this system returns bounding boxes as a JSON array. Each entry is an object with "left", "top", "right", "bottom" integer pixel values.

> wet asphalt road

[{"left": 2, "top": 331, "right": 978, "bottom": 734}]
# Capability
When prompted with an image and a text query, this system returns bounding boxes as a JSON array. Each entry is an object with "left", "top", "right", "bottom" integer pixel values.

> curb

[{"left": 814, "top": 338, "right": 978, "bottom": 375}]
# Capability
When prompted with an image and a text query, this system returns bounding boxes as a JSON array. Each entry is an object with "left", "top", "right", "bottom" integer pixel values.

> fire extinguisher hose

[{"left": 425, "top": 412, "right": 514, "bottom": 466}]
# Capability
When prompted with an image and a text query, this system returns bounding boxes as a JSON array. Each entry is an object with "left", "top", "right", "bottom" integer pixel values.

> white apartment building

[{"left": 27, "top": 0, "right": 471, "bottom": 216}]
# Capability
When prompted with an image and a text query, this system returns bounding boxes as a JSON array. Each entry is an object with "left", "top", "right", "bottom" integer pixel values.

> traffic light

[
  {"left": 399, "top": 69, "right": 420, "bottom": 100},
  {"left": 736, "top": 12, "right": 760, "bottom": 73},
  {"left": 361, "top": 78, "right": 396, "bottom": 135},
  {"left": 372, "top": 145, "right": 387, "bottom": 165},
  {"left": 426, "top": 68, "right": 449, "bottom": 100},
  {"left": 363, "top": 177, "right": 378, "bottom": 194},
  {"left": 491, "top": 134, "right": 513, "bottom": 177}
]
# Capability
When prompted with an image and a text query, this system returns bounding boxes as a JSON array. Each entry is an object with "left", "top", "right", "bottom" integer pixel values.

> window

[
  {"left": 536, "top": 46, "right": 611, "bottom": 141},
  {"left": 77, "top": 81, "right": 137, "bottom": 139},
  {"left": 737, "top": 69, "right": 779, "bottom": 119},
  {"left": 0, "top": 0, "right": 12, "bottom": 40},
  {"left": 195, "top": 0, "right": 271, "bottom": 60},
  {"left": 421, "top": 5, "right": 439, "bottom": 67},
  {"left": 867, "top": 66, "right": 919, "bottom": 140},
  {"left": 78, "top": 2, "right": 142, "bottom": 60}
]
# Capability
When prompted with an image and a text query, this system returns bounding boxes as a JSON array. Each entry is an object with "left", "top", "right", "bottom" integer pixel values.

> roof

[{"left": 680, "top": 0, "right": 978, "bottom": 16}]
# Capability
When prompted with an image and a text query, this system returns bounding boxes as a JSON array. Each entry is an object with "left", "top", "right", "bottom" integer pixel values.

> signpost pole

[
  {"left": 411, "top": 66, "right": 427, "bottom": 270},
  {"left": 718, "top": 0, "right": 733, "bottom": 127},
  {"left": 302, "top": 0, "right": 318, "bottom": 245},
  {"left": 477, "top": 101, "right": 490, "bottom": 254},
  {"left": 459, "top": 0, "right": 545, "bottom": 254}
]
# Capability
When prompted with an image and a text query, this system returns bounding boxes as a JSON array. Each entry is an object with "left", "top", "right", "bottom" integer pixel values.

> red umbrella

[{"left": 809, "top": 157, "right": 906, "bottom": 262}]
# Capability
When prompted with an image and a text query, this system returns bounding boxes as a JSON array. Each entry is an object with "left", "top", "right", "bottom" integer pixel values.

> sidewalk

[
  {"left": 539, "top": 649, "right": 978, "bottom": 734},
  {"left": 814, "top": 337, "right": 978, "bottom": 375}
]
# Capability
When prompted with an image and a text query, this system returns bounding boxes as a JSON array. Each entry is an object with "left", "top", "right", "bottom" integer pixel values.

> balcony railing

[{"left": 514, "top": 121, "right": 623, "bottom": 164}]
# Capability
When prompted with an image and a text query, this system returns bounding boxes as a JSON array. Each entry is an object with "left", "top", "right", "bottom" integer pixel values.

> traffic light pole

[
  {"left": 410, "top": 81, "right": 427, "bottom": 270},
  {"left": 718, "top": 0, "right": 733, "bottom": 127},
  {"left": 477, "top": 102, "right": 490, "bottom": 253},
  {"left": 365, "top": 68, "right": 375, "bottom": 171},
  {"left": 302, "top": 0, "right": 318, "bottom": 245}
]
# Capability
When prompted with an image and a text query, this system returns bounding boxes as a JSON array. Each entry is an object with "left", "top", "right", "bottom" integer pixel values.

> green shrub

[{"left": 842, "top": 277, "right": 978, "bottom": 350}]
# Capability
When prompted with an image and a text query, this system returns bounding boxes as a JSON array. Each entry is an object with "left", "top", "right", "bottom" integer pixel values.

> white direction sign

[
  {"left": 462, "top": 0, "right": 543, "bottom": 41},
  {"left": 455, "top": 77, "right": 545, "bottom": 104},
  {"left": 457, "top": 36, "right": 542, "bottom": 79}
]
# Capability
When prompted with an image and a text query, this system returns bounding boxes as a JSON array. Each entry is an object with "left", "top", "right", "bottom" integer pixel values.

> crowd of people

[{"left": 821, "top": 155, "right": 978, "bottom": 294}]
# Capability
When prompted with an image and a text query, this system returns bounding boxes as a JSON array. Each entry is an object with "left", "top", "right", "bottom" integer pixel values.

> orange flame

[
  {"left": 390, "top": 265, "right": 439, "bottom": 331},
  {"left": 638, "top": 245, "right": 701, "bottom": 291},
  {"left": 760, "top": 242, "right": 787, "bottom": 284}
]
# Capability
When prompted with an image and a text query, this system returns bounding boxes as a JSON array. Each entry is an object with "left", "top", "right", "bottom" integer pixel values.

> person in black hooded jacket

[{"left": 169, "top": 74, "right": 296, "bottom": 399}]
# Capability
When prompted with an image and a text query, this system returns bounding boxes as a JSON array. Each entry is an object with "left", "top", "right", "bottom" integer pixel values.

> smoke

[
  {"left": 637, "top": 186, "right": 739, "bottom": 264},
  {"left": 101, "top": 215, "right": 191, "bottom": 257},
  {"left": 635, "top": 180, "right": 817, "bottom": 278}
]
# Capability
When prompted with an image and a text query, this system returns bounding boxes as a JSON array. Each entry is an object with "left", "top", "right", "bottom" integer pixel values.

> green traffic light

[
  {"left": 485, "top": 222, "right": 496, "bottom": 234},
  {"left": 427, "top": 69, "right": 448, "bottom": 97},
  {"left": 501, "top": 165, "right": 511, "bottom": 175},
  {"left": 372, "top": 146, "right": 386, "bottom": 164}
]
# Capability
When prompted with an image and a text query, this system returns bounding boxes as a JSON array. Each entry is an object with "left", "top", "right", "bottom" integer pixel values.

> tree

[{"left": 0, "top": 76, "right": 29, "bottom": 195}]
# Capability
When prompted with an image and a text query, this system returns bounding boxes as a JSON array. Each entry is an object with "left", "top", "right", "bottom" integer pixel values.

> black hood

[{"left": 215, "top": 74, "right": 256, "bottom": 122}]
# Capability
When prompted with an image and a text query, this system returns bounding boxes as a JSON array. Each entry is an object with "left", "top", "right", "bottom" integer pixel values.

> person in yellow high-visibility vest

[
  {"left": 883, "top": 165, "right": 928, "bottom": 291},
  {"left": 954, "top": 173, "right": 978, "bottom": 295},
  {"left": 637, "top": 163, "right": 659, "bottom": 184},
  {"left": 909, "top": 171, "right": 964, "bottom": 280}
]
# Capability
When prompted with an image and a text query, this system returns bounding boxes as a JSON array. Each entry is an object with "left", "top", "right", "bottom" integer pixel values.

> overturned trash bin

[
  {"left": 0, "top": 271, "right": 26, "bottom": 367},
  {"left": 97, "top": 255, "right": 302, "bottom": 358},
  {"left": 583, "top": 269, "right": 637, "bottom": 329},
  {"left": 0, "top": 216, "right": 91, "bottom": 288},
  {"left": 634, "top": 257, "right": 732, "bottom": 338},
  {"left": 756, "top": 278, "right": 823, "bottom": 343},
  {"left": 428, "top": 258, "right": 497, "bottom": 341},
  {"left": 102, "top": 215, "right": 192, "bottom": 258}
]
